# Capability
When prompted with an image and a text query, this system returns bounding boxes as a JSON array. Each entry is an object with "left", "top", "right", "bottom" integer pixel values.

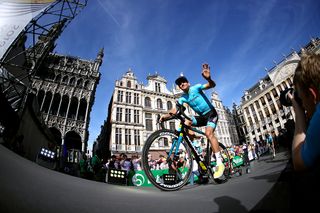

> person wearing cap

[{"left": 160, "top": 63, "right": 225, "bottom": 179}]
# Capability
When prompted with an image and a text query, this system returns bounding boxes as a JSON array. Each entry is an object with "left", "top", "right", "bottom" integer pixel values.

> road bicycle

[{"left": 142, "top": 104, "right": 231, "bottom": 191}]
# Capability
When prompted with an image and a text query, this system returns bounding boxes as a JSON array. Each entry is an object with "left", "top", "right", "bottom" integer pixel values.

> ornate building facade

[
  {"left": 106, "top": 70, "right": 176, "bottom": 156},
  {"left": 238, "top": 38, "right": 320, "bottom": 144},
  {"left": 30, "top": 39, "right": 102, "bottom": 163},
  {"left": 211, "top": 91, "right": 239, "bottom": 146}
]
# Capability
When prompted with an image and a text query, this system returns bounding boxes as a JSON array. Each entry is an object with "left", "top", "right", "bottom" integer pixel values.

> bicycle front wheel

[{"left": 142, "top": 129, "right": 193, "bottom": 191}]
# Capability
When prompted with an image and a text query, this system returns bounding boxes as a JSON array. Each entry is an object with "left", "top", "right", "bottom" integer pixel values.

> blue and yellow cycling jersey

[{"left": 177, "top": 84, "right": 214, "bottom": 116}]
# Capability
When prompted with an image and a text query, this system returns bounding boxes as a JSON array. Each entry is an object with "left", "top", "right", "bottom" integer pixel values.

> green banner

[{"left": 130, "top": 168, "right": 197, "bottom": 187}]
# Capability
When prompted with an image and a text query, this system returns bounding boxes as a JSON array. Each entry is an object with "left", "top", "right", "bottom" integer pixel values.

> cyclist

[{"left": 160, "top": 63, "right": 225, "bottom": 179}]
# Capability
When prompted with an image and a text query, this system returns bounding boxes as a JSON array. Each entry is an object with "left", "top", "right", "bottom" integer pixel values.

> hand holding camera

[{"left": 279, "top": 88, "right": 303, "bottom": 107}]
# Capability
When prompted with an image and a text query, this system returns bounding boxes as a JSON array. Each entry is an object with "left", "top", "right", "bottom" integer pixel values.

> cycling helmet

[{"left": 175, "top": 76, "right": 188, "bottom": 85}]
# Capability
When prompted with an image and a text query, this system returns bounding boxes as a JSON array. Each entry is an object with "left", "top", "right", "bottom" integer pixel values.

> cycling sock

[{"left": 215, "top": 152, "right": 223, "bottom": 165}]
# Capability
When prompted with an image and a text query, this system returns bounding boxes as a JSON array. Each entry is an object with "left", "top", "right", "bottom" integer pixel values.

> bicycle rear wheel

[
  {"left": 142, "top": 129, "right": 193, "bottom": 191},
  {"left": 205, "top": 142, "right": 231, "bottom": 184}
]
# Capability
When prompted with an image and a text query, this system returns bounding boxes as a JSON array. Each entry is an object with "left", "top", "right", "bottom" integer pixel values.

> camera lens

[{"left": 280, "top": 88, "right": 294, "bottom": 107}]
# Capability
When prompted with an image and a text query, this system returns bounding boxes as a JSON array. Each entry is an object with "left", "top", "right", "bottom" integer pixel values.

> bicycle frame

[{"left": 167, "top": 120, "right": 209, "bottom": 171}]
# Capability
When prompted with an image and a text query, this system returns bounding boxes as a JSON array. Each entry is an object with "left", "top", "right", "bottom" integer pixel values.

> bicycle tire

[
  {"left": 142, "top": 129, "right": 193, "bottom": 191},
  {"left": 205, "top": 142, "right": 231, "bottom": 184}
]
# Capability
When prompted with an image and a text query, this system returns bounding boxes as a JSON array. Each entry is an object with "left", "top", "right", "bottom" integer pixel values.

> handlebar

[{"left": 157, "top": 103, "right": 192, "bottom": 129}]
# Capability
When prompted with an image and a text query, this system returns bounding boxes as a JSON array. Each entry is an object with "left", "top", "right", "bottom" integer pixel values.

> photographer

[{"left": 288, "top": 52, "right": 320, "bottom": 172}]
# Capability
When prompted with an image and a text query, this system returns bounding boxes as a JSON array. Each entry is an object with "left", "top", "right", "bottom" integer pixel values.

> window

[
  {"left": 70, "top": 77, "right": 76, "bottom": 86},
  {"left": 255, "top": 101, "right": 260, "bottom": 109},
  {"left": 145, "top": 97, "right": 151, "bottom": 108},
  {"left": 155, "top": 82, "right": 161, "bottom": 92},
  {"left": 134, "top": 110, "right": 140, "bottom": 123},
  {"left": 145, "top": 113, "right": 153, "bottom": 131},
  {"left": 125, "top": 129, "right": 131, "bottom": 145},
  {"left": 134, "top": 93, "right": 139, "bottom": 105},
  {"left": 115, "top": 128, "right": 122, "bottom": 144},
  {"left": 276, "top": 99, "right": 282, "bottom": 110},
  {"left": 260, "top": 97, "right": 266, "bottom": 105},
  {"left": 117, "top": 91, "right": 123, "bottom": 102},
  {"left": 245, "top": 108, "right": 249, "bottom": 115},
  {"left": 84, "top": 80, "right": 90, "bottom": 89},
  {"left": 265, "top": 108, "right": 270, "bottom": 117},
  {"left": 125, "top": 109, "right": 131, "bottom": 122},
  {"left": 126, "top": 92, "right": 131, "bottom": 103},
  {"left": 271, "top": 89, "right": 278, "bottom": 98},
  {"left": 55, "top": 74, "right": 61, "bottom": 83},
  {"left": 266, "top": 93, "right": 272, "bottom": 102},
  {"left": 282, "top": 82, "right": 288, "bottom": 90},
  {"left": 250, "top": 104, "right": 255, "bottom": 113},
  {"left": 116, "top": 107, "right": 122, "bottom": 121},
  {"left": 134, "top": 130, "right": 140, "bottom": 146},
  {"left": 157, "top": 98, "right": 163, "bottom": 109},
  {"left": 62, "top": 76, "right": 68, "bottom": 84},
  {"left": 259, "top": 111, "right": 263, "bottom": 120},
  {"left": 127, "top": 81, "right": 131, "bottom": 88},
  {"left": 164, "top": 138, "right": 169, "bottom": 146},
  {"left": 169, "top": 121, "right": 175, "bottom": 130},
  {"left": 270, "top": 103, "right": 276, "bottom": 114},
  {"left": 77, "top": 79, "right": 83, "bottom": 87},
  {"left": 277, "top": 85, "right": 282, "bottom": 93},
  {"left": 167, "top": 101, "right": 173, "bottom": 110}
]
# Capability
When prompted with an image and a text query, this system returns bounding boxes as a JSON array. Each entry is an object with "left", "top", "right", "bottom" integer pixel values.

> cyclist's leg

[
  {"left": 205, "top": 126, "right": 225, "bottom": 179},
  {"left": 184, "top": 118, "right": 196, "bottom": 141}
]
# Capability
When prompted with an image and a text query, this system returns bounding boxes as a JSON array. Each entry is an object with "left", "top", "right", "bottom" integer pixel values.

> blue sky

[{"left": 54, "top": 0, "right": 320, "bottom": 149}]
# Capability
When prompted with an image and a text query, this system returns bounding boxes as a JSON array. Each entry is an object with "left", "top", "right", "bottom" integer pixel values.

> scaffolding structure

[{"left": 0, "top": 0, "right": 88, "bottom": 114}]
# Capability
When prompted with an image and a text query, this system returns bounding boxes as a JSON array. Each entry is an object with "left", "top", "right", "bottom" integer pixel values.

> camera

[{"left": 279, "top": 88, "right": 302, "bottom": 107}]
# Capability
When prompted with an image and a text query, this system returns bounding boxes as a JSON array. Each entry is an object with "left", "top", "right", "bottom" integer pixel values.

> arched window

[
  {"left": 167, "top": 101, "right": 173, "bottom": 110},
  {"left": 84, "top": 80, "right": 90, "bottom": 90},
  {"left": 59, "top": 95, "right": 69, "bottom": 117},
  {"left": 37, "top": 90, "right": 45, "bottom": 109},
  {"left": 127, "top": 81, "right": 131, "bottom": 88},
  {"left": 55, "top": 74, "right": 61, "bottom": 83},
  {"left": 50, "top": 94, "right": 61, "bottom": 115},
  {"left": 145, "top": 97, "right": 151, "bottom": 108},
  {"left": 76, "top": 79, "right": 83, "bottom": 87},
  {"left": 42, "top": 91, "right": 52, "bottom": 113},
  {"left": 78, "top": 98, "right": 87, "bottom": 121},
  {"left": 62, "top": 76, "right": 69, "bottom": 84},
  {"left": 157, "top": 98, "right": 163, "bottom": 109},
  {"left": 69, "top": 77, "right": 76, "bottom": 86}
]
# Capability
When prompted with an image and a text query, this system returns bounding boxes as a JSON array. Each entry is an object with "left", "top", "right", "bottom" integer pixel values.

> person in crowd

[
  {"left": 120, "top": 154, "right": 132, "bottom": 174},
  {"left": 91, "top": 150, "right": 102, "bottom": 175},
  {"left": 288, "top": 52, "right": 320, "bottom": 171},
  {"left": 79, "top": 152, "right": 88, "bottom": 178},
  {"left": 266, "top": 132, "right": 276, "bottom": 158},
  {"left": 131, "top": 155, "right": 142, "bottom": 171},
  {"left": 106, "top": 155, "right": 117, "bottom": 169},
  {"left": 168, "top": 155, "right": 182, "bottom": 182},
  {"left": 285, "top": 51, "right": 320, "bottom": 212},
  {"left": 242, "top": 143, "right": 250, "bottom": 166},
  {"left": 147, "top": 154, "right": 156, "bottom": 170},
  {"left": 160, "top": 63, "right": 225, "bottom": 179}
]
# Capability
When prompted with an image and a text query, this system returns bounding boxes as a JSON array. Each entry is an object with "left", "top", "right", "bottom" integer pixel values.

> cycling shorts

[{"left": 191, "top": 109, "right": 218, "bottom": 129}]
